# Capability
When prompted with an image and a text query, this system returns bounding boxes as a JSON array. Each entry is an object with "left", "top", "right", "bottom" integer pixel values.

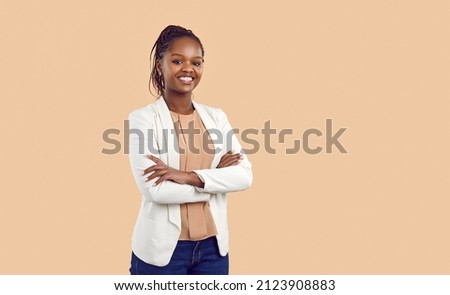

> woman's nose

[{"left": 181, "top": 63, "right": 194, "bottom": 72}]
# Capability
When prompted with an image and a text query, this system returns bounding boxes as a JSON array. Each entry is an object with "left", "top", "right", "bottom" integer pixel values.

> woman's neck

[{"left": 163, "top": 91, "right": 195, "bottom": 114}]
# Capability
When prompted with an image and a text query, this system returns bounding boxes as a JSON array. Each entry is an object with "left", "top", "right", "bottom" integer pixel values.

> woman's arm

[
  {"left": 128, "top": 109, "right": 211, "bottom": 204},
  {"left": 191, "top": 109, "right": 253, "bottom": 194},
  {"left": 143, "top": 154, "right": 205, "bottom": 188},
  {"left": 183, "top": 151, "right": 243, "bottom": 188}
]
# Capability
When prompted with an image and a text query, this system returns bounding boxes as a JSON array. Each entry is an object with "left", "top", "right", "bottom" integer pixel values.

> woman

[{"left": 127, "top": 25, "right": 253, "bottom": 275}]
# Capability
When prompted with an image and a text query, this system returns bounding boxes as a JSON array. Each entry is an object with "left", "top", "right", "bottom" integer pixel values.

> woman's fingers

[
  {"left": 147, "top": 154, "right": 164, "bottom": 165},
  {"left": 142, "top": 154, "right": 167, "bottom": 175},
  {"left": 218, "top": 151, "right": 233, "bottom": 161},
  {"left": 142, "top": 165, "right": 165, "bottom": 175},
  {"left": 220, "top": 157, "right": 236, "bottom": 167},
  {"left": 145, "top": 168, "right": 169, "bottom": 182},
  {"left": 145, "top": 170, "right": 162, "bottom": 182},
  {"left": 218, "top": 152, "right": 243, "bottom": 168},
  {"left": 222, "top": 158, "right": 241, "bottom": 167},
  {"left": 220, "top": 152, "right": 241, "bottom": 161},
  {"left": 225, "top": 153, "right": 243, "bottom": 162},
  {"left": 153, "top": 173, "right": 171, "bottom": 186},
  {"left": 145, "top": 152, "right": 244, "bottom": 180}
]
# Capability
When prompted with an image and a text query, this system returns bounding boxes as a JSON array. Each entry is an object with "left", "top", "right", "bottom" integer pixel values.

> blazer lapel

[
  {"left": 155, "top": 97, "right": 181, "bottom": 230},
  {"left": 155, "top": 96, "right": 180, "bottom": 170},
  {"left": 192, "top": 100, "right": 222, "bottom": 169}
]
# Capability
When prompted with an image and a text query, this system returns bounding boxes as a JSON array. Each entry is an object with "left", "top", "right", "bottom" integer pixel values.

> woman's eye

[{"left": 172, "top": 59, "right": 202, "bottom": 66}]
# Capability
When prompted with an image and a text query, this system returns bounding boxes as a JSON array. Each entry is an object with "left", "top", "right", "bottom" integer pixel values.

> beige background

[{"left": 0, "top": 0, "right": 449, "bottom": 274}]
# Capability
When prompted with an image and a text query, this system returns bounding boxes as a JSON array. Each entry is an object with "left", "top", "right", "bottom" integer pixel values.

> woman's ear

[{"left": 156, "top": 60, "right": 162, "bottom": 75}]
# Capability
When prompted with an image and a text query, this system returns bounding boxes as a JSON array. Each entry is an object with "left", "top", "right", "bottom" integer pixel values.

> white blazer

[{"left": 127, "top": 96, "right": 253, "bottom": 266}]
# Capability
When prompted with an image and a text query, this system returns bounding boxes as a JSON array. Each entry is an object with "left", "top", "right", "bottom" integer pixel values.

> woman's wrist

[{"left": 184, "top": 171, "right": 205, "bottom": 188}]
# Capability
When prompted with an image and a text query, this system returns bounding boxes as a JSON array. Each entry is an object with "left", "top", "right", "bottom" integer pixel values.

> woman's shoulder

[{"left": 128, "top": 99, "right": 159, "bottom": 120}]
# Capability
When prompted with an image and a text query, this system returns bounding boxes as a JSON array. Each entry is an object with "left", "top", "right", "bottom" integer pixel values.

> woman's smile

[{"left": 177, "top": 75, "right": 194, "bottom": 84}]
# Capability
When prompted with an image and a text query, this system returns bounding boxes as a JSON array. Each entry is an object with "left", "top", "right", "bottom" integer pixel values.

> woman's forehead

[{"left": 167, "top": 37, "right": 202, "bottom": 56}]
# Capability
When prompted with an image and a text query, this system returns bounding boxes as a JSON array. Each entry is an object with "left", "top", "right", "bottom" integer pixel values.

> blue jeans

[{"left": 129, "top": 236, "right": 229, "bottom": 275}]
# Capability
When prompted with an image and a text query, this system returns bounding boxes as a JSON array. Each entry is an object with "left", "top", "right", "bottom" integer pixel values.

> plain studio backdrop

[{"left": 0, "top": 0, "right": 449, "bottom": 274}]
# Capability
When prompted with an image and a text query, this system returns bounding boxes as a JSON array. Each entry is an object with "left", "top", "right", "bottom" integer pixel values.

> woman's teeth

[{"left": 179, "top": 76, "right": 193, "bottom": 82}]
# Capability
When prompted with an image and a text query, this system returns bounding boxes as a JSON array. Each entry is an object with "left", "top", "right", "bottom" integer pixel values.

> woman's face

[{"left": 157, "top": 37, "right": 204, "bottom": 95}]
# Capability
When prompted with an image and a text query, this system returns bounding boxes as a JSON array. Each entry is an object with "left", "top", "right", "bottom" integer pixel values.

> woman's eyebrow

[{"left": 170, "top": 53, "right": 203, "bottom": 59}]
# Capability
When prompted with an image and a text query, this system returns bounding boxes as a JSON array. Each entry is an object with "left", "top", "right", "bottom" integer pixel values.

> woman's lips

[{"left": 178, "top": 76, "right": 194, "bottom": 85}]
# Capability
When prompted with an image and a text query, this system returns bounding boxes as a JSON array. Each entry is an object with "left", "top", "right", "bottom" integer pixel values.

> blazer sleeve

[
  {"left": 128, "top": 109, "right": 211, "bottom": 204},
  {"left": 192, "top": 109, "right": 253, "bottom": 194}
]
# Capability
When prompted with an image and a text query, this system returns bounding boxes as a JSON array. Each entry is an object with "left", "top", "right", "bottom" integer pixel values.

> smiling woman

[
  {"left": 148, "top": 26, "right": 205, "bottom": 101},
  {"left": 153, "top": 38, "right": 204, "bottom": 98},
  {"left": 127, "top": 25, "right": 253, "bottom": 275}
]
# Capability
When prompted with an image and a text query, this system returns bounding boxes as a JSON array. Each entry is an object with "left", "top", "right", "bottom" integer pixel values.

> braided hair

[{"left": 149, "top": 25, "right": 205, "bottom": 97}]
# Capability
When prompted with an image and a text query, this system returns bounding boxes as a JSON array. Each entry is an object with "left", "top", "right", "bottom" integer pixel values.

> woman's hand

[
  {"left": 143, "top": 151, "right": 244, "bottom": 187},
  {"left": 143, "top": 155, "right": 189, "bottom": 186},
  {"left": 216, "top": 151, "right": 243, "bottom": 168}
]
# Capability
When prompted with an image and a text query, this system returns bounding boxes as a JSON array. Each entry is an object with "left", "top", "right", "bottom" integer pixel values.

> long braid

[{"left": 148, "top": 25, "right": 205, "bottom": 97}]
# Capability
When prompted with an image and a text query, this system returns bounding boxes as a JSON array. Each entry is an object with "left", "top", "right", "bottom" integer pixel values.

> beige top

[{"left": 169, "top": 108, "right": 218, "bottom": 241}]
